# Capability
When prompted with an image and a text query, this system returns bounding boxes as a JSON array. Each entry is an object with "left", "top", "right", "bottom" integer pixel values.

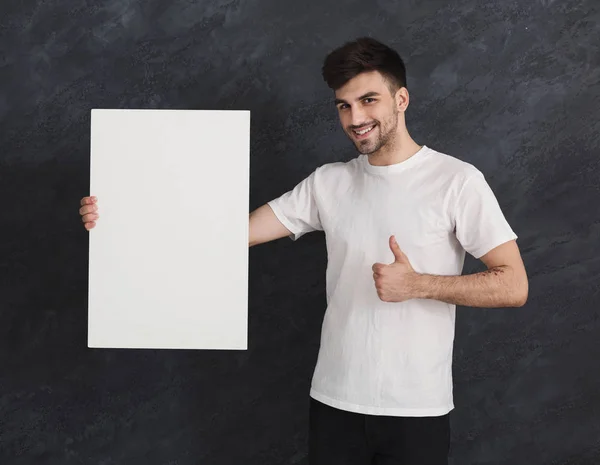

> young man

[{"left": 80, "top": 37, "right": 528, "bottom": 465}]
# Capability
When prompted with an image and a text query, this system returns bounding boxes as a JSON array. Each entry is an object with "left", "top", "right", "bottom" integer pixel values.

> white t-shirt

[{"left": 267, "top": 145, "right": 518, "bottom": 417}]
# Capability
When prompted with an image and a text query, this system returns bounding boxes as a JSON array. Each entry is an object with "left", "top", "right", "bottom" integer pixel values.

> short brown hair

[{"left": 321, "top": 37, "right": 407, "bottom": 94}]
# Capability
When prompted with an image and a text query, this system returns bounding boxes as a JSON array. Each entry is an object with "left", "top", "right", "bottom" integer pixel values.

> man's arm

[
  {"left": 249, "top": 204, "right": 293, "bottom": 247},
  {"left": 413, "top": 240, "right": 528, "bottom": 307}
]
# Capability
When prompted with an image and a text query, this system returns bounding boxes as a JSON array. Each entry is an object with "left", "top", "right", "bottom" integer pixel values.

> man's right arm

[
  {"left": 249, "top": 204, "right": 292, "bottom": 247},
  {"left": 80, "top": 196, "right": 292, "bottom": 246}
]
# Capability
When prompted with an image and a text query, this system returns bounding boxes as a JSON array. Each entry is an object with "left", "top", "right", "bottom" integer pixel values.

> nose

[{"left": 350, "top": 106, "right": 370, "bottom": 128}]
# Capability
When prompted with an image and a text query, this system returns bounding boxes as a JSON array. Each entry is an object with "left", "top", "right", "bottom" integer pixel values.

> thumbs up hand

[{"left": 372, "top": 235, "right": 419, "bottom": 303}]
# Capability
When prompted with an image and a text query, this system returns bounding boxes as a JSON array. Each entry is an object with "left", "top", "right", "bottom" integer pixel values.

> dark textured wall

[{"left": 1, "top": 0, "right": 599, "bottom": 463}]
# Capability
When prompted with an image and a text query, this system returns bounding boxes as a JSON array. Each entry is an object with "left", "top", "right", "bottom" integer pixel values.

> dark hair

[{"left": 321, "top": 37, "right": 407, "bottom": 94}]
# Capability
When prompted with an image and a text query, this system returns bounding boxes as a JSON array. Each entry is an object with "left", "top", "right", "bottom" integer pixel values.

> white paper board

[{"left": 88, "top": 109, "right": 250, "bottom": 350}]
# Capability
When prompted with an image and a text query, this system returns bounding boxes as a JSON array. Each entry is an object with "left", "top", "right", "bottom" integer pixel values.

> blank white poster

[{"left": 88, "top": 109, "right": 250, "bottom": 350}]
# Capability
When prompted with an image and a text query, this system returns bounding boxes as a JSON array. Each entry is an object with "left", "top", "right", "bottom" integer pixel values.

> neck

[{"left": 367, "top": 128, "right": 422, "bottom": 167}]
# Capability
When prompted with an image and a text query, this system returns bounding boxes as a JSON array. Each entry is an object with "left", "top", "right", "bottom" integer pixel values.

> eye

[
  {"left": 337, "top": 104, "right": 349, "bottom": 110},
  {"left": 364, "top": 98, "right": 376, "bottom": 103}
]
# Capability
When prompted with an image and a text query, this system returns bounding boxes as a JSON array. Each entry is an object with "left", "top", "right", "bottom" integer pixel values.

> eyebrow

[{"left": 334, "top": 91, "right": 381, "bottom": 106}]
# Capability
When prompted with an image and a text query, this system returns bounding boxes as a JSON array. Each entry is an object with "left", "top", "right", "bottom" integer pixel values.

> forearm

[{"left": 413, "top": 265, "right": 527, "bottom": 308}]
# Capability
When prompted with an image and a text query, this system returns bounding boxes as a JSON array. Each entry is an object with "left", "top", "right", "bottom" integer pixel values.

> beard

[{"left": 348, "top": 105, "right": 399, "bottom": 155}]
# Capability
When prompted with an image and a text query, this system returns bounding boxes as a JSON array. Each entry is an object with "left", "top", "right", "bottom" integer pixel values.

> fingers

[
  {"left": 80, "top": 196, "right": 97, "bottom": 206},
  {"left": 79, "top": 204, "right": 98, "bottom": 215},
  {"left": 82, "top": 212, "right": 99, "bottom": 222},
  {"left": 372, "top": 263, "right": 385, "bottom": 273},
  {"left": 79, "top": 204, "right": 97, "bottom": 214},
  {"left": 80, "top": 196, "right": 99, "bottom": 230}
]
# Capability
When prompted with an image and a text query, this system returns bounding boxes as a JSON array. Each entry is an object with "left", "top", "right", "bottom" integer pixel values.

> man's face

[{"left": 334, "top": 71, "right": 401, "bottom": 155}]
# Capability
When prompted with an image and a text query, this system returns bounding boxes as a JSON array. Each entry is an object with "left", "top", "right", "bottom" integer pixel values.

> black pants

[{"left": 308, "top": 398, "right": 450, "bottom": 465}]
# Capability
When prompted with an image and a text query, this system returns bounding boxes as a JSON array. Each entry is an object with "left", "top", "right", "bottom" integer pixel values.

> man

[{"left": 80, "top": 37, "right": 528, "bottom": 465}]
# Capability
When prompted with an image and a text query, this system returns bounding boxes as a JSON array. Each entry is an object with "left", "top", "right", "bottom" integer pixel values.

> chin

[{"left": 356, "top": 141, "right": 381, "bottom": 155}]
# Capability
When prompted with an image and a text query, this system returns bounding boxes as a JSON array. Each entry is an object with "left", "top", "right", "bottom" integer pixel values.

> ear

[{"left": 397, "top": 87, "right": 409, "bottom": 112}]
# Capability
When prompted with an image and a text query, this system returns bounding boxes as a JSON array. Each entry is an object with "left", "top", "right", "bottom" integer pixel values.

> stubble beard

[{"left": 352, "top": 106, "right": 399, "bottom": 155}]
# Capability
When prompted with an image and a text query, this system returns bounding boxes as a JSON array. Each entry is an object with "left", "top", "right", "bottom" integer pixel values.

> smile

[{"left": 353, "top": 124, "right": 376, "bottom": 138}]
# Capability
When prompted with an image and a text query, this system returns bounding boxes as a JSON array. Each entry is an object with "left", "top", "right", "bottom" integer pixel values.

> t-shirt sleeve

[
  {"left": 267, "top": 169, "right": 323, "bottom": 241},
  {"left": 454, "top": 169, "right": 518, "bottom": 259}
]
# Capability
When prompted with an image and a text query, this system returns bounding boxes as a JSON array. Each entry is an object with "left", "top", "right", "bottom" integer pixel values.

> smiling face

[{"left": 334, "top": 70, "right": 406, "bottom": 155}]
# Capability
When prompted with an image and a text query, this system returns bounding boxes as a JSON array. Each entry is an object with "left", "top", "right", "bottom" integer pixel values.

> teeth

[{"left": 355, "top": 125, "right": 375, "bottom": 135}]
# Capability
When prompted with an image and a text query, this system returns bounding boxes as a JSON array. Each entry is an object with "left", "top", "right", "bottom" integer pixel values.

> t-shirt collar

[{"left": 361, "top": 145, "right": 428, "bottom": 175}]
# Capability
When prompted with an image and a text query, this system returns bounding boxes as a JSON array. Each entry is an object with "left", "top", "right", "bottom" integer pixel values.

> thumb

[{"left": 389, "top": 235, "right": 405, "bottom": 263}]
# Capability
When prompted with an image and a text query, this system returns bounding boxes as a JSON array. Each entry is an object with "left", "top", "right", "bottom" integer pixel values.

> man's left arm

[
  {"left": 412, "top": 239, "right": 529, "bottom": 307},
  {"left": 374, "top": 170, "right": 528, "bottom": 307}
]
